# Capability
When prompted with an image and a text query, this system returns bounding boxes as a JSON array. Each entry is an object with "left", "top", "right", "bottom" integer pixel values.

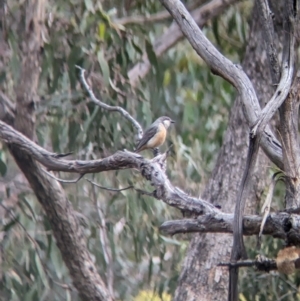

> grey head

[{"left": 153, "top": 116, "right": 175, "bottom": 129}]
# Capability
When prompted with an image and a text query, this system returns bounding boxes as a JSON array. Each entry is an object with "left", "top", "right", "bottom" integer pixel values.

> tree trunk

[
  {"left": 6, "top": 1, "right": 113, "bottom": 300},
  {"left": 174, "top": 2, "right": 284, "bottom": 300}
]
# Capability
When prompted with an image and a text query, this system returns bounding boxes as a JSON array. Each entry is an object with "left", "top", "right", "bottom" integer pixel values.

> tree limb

[
  {"left": 219, "top": 255, "right": 277, "bottom": 272},
  {"left": 158, "top": 0, "right": 283, "bottom": 169},
  {"left": 160, "top": 212, "right": 296, "bottom": 240},
  {"left": 230, "top": 2, "right": 296, "bottom": 300},
  {"left": 0, "top": 120, "right": 216, "bottom": 215},
  {"left": 77, "top": 66, "right": 143, "bottom": 141},
  {"left": 6, "top": 1, "right": 113, "bottom": 300},
  {"left": 128, "top": 0, "right": 239, "bottom": 87},
  {"left": 251, "top": 7, "right": 295, "bottom": 137}
]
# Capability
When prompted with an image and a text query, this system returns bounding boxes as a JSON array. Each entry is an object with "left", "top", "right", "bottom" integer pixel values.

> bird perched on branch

[{"left": 135, "top": 116, "right": 175, "bottom": 153}]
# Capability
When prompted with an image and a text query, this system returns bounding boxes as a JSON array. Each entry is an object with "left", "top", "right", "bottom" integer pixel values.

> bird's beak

[{"left": 171, "top": 120, "right": 175, "bottom": 124}]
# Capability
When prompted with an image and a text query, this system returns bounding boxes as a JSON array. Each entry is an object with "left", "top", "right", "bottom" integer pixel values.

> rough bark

[
  {"left": 3, "top": 119, "right": 300, "bottom": 243},
  {"left": 173, "top": 2, "right": 283, "bottom": 300},
  {"left": 7, "top": 1, "right": 113, "bottom": 300},
  {"left": 279, "top": 77, "right": 300, "bottom": 209}
]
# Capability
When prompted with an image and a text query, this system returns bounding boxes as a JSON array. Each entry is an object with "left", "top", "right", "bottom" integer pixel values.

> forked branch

[{"left": 159, "top": 0, "right": 283, "bottom": 169}]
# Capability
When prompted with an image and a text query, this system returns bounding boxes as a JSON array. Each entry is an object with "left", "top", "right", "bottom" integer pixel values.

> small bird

[{"left": 135, "top": 116, "right": 175, "bottom": 153}]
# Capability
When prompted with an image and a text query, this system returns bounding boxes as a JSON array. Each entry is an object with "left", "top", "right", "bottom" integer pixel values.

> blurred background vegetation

[{"left": 0, "top": 0, "right": 299, "bottom": 300}]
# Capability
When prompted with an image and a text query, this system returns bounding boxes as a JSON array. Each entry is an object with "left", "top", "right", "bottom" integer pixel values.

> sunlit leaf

[
  {"left": 98, "top": 22, "right": 106, "bottom": 40},
  {"left": 163, "top": 70, "right": 171, "bottom": 87}
]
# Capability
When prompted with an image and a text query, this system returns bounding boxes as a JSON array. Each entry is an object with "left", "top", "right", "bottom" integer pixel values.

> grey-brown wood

[
  {"left": 160, "top": 212, "right": 299, "bottom": 240},
  {"left": 128, "top": 0, "right": 239, "bottom": 87},
  {"left": 6, "top": 1, "right": 113, "bottom": 300},
  {"left": 257, "top": 0, "right": 280, "bottom": 84},
  {"left": 230, "top": 3, "right": 297, "bottom": 299},
  {"left": 159, "top": 1, "right": 286, "bottom": 300},
  {"left": 159, "top": 0, "right": 283, "bottom": 169},
  {"left": 2, "top": 117, "right": 300, "bottom": 243},
  {"left": 279, "top": 76, "right": 300, "bottom": 209}
]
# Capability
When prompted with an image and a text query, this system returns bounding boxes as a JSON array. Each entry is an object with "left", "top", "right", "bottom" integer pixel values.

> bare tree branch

[
  {"left": 128, "top": 0, "right": 239, "bottom": 87},
  {"left": 251, "top": 10, "right": 295, "bottom": 137},
  {"left": 219, "top": 255, "right": 277, "bottom": 272},
  {"left": 87, "top": 179, "right": 133, "bottom": 192},
  {"left": 4, "top": 120, "right": 300, "bottom": 245},
  {"left": 42, "top": 169, "right": 85, "bottom": 183},
  {"left": 158, "top": 0, "right": 283, "bottom": 170},
  {"left": 230, "top": 3, "right": 296, "bottom": 299},
  {"left": 77, "top": 66, "right": 143, "bottom": 141},
  {"left": 160, "top": 212, "right": 299, "bottom": 240},
  {"left": 0, "top": 120, "right": 216, "bottom": 214},
  {"left": 259, "top": 173, "right": 282, "bottom": 241}
]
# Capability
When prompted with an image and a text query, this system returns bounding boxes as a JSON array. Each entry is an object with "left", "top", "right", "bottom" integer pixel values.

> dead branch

[
  {"left": 0, "top": 120, "right": 216, "bottom": 214},
  {"left": 158, "top": 0, "right": 283, "bottom": 169},
  {"left": 259, "top": 173, "right": 282, "bottom": 242},
  {"left": 87, "top": 179, "right": 133, "bottom": 192},
  {"left": 251, "top": 7, "right": 295, "bottom": 137},
  {"left": 128, "top": 0, "right": 239, "bottom": 87},
  {"left": 42, "top": 169, "right": 85, "bottom": 183},
  {"left": 3, "top": 116, "right": 300, "bottom": 242},
  {"left": 77, "top": 66, "right": 143, "bottom": 141},
  {"left": 160, "top": 211, "right": 300, "bottom": 240}
]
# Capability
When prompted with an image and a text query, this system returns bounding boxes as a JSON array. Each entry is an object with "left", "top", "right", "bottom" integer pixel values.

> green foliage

[
  {"left": 3, "top": 1, "right": 294, "bottom": 301},
  {"left": 240, "top": 173, "right": 298, "bottom": 301}
]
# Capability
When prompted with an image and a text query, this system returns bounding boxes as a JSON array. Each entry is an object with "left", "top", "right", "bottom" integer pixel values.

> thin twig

[
  {"left": 86, "top": 178, "right": 133, "bottom": 192},
  {"left": 251, "top": 1, "right": 296, "bottom": 137},
  {"left": 218, "top": 260, "right": 258, "bottom": 268},
  {"left": 76, "top": 65, "right": 143, "bottom": 140},
  {"left": 135, "top": 188, "right": 155, "bottom": 197},
  {"left": 219, "top": 255, "right": 277, "bottom": 272},
  {"left": 90, "top": 182, "right": 114, "bottom": 298},
  {"left": 158, "top": 0, "right": 283, "bottom": 169},
  {"left": 42, "top": 169, "right": 84, "bottom": 183},
  {"left": 258, "top": 172, "right": 282, "bottom": 242}
]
